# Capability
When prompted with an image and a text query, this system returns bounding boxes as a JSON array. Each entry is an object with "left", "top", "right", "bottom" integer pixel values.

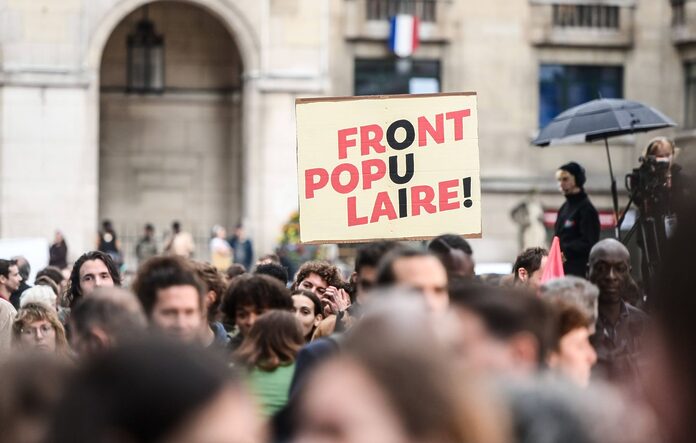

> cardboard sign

[{"left": 296, "top": 92, "right": 481, "bottom": 243}]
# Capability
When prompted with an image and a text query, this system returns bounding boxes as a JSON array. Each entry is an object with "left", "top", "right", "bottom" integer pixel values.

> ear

[
  {"left": 204, "top": 290, "right": 216, "bottom": 310},
  {"left": 517, "top": 268, "right": 529, "bottom": 283},
  {"left": 86, "top": 327, "right": 112, "bottom": 354},
  {"left": 508, "top": 332, "right": 539, "bottom": 371},
  {"left": 313, "top": 313, "right": 323, "bottom": 327}
]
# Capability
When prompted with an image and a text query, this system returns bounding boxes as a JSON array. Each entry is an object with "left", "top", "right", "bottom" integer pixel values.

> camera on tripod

[{"left": 625, "top": 155, "right": 671, "bottom": 211}]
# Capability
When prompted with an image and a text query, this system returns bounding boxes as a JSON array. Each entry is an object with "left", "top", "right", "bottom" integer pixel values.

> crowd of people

[{"left": 0, "top": 155, "right": 694, "bottom": 443}]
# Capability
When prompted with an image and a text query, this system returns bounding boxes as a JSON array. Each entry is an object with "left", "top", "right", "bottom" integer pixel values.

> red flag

[{"left": 540, "top": 236, "right": 565, "bottom": 284}]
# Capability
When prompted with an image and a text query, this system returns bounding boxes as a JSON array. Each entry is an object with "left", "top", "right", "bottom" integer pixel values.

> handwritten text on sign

[{"left": 296, "top": 93, "right": 481, "bottom": 243}]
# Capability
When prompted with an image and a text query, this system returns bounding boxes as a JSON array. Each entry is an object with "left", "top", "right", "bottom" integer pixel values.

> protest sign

[{"left": 296, "top": 92, "right": 481, "bottom": 243}]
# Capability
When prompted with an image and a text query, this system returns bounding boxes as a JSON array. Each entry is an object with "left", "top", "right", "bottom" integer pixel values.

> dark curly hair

[
  {"left": 132, "top": 256, "right": 205, "bottom": 317},
  {"left": 68, "top": 251, "right": 121, "bottom": 308},
  {"left": 221, "top": 274, "right": 292, "bottom": 326},
  {"left": 291, "top": 261, "right": 344, "bottom": 290}
]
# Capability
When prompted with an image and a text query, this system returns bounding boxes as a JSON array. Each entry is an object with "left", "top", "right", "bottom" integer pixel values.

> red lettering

[
  {"left": 338, "top": 127, "right": 358, "bottom": 159},
  {"left": 360, "top": 124, "right": 386, "bottom": 156},
  {"left": 305, "top": 168, "right": 329, "bottom": 199},
  {"left": 347, "top": 196, "right": 368, "bottom": 226},
  {"left": 438, "top": 179, "right": 459, "bottom": 211},
  {"left": 361, "top": 159, "right": 387, "bottom": 190},
  {"left": 445, "top": 109, "right": 471, "bottom": 141},
  {"left": 411, "top": 185, "right": 437, "bottom": 216},
  {"left": 418, "top": 114, "right": 444, "bottom": 147},
  {"left": 370, "top": 192, "right": 397, "bottom": 223},
  {"left": 331, "top": 163, "right": 360, "bottom": 194}
]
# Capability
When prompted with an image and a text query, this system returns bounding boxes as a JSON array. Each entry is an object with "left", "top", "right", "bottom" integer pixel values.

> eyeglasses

[{"left": 20, "top": 324, "right": 55, "bottom": 338}]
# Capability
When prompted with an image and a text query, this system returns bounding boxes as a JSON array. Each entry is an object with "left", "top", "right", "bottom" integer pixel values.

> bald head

[
  {"left": 588, "top": 239, "right": 631, "bottom": 303},
  {"left": 589, "top": 239, "right": 630, "bottom": 265}
]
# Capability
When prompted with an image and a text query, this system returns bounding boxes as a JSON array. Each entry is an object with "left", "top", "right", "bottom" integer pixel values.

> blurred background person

[
  {"left": 96, "top": 220, "right": 122, "bottom": 269},
  {"left": 428, "top": 234, "right": 475, "bottom": 281},
  {"left": 48, "top": 231, "right": 68, "bottom": 270},
  {"left": 67, "top": 251, "right": 121, "bottom": 308},
  {"left": 164, "top": 221, "right": 195, "bottom": 258},
  {"left": 228, "top": 223, "right": 254, "bottom": 271},
  {"left": 210, "top": 225, "right": 233, "bottom": 271},
  {"left": 12, "top": 303, "right": 70, "bottom": 358},
  {"left": 193, "top": 262, "right": 230, "bottom": 349},
  {"left": 254, "top": 262, "right": 289, "bottom": 285},
  {"left": 235, "top": 310, "right": 304, "bottom": 416},
  {"left": 135, "top": 223, "right": 158, "bottom": 265},
  {"left": 10, "top": 256, "right": 31, "bottom": 309},
  {"left": 539, "top": 276, "right": 599, "bottom": 332},
  {"left": 512, "top": 247, "right": 548, "bottom": 291},
  {"left": 546, "top": 300, "right": 597, "bottom": 387}
]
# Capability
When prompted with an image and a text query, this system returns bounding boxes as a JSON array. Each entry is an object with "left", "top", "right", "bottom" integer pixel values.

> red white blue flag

[{"left": 389, "top": 14, "right": 420, "bottom": 58}]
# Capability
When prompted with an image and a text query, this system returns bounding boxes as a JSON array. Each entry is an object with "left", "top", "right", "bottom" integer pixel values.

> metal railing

[
  {"left": 552, "top": 4, "right": 620, "bottom": 29},
  {"left": 366, "top": 0, "right": 437, "bottom": 22}
]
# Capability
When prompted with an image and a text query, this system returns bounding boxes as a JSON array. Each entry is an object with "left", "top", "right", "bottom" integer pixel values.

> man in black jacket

[{"left": 554, "top": 162, "right": 600, "bottom": 277}]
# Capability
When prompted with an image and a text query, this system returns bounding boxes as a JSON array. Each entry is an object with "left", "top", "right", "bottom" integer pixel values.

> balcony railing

[
  {"left": 552, "top": 4, "right": 620, "bottom": 29},
  {"left": 366, "top": 0, "right": 437, "bottom": 23}
]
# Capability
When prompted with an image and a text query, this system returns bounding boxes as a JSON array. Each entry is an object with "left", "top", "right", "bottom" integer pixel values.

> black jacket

[{"left": 554, "top": 191, "right": 600, "bottom": 277}]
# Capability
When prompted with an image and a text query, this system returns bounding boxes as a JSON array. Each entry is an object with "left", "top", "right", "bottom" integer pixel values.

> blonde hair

[
  {"left": 643, "top": 136, "right": 678, "bottom": 159},
  {"left": 12, "top": 303, "right": 70, "bottom": 357}
]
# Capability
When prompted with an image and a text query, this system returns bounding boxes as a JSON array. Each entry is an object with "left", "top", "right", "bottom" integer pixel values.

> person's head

[
  {"left": 291, "top": 290, "right": 323, "bottom": 341},
  {"left": 221, "top": 274, "right": 292, "bottom": 337},
  {"left": 54, "top": 230, "right": 65, "bottom": 243},
  {"left": 428, "top": 234, "right": 475, "bottom": 280},
  {"left": 547, "top": 301, "right": 597, "bottom": 387},
  {"left": 376, "top": 249, "right": 449, "bottom": 314},
  {"left": 193, "top": 262, "right": 228, "bottom": 323},
  {"left": 234, "top": 223, "right": 245, "bottom": 238},
  {"left": 556, "top": 161, "right": 586, "bottom": 195},
  {"left": 132, "top": 256, "right": 205, "bottom": 343},
  {"left": 101, "top": 220, "right": 114, "bottom": 233},
  {"left": 0, "top": 354, "right": 71, "bottom": 443},
  {"left": 448, "top": 282, "right": 556, "bottom": 377},
  {"left": 256, "top": 253, "right": 280, "bottom": 266},
  {"left": 36, "top": 266, "right": 65, "bottom": 287},
  {"left": 144, "top": 223, "right": 154, "bottom": 236},
  {"left": 644, "top": 136, "right": 676, "bottom": 160},
  {"left": 0, "top": 259, "right": 23, "bottom": 295},
  {"left": 512, "top": 247, "right": 548, "bottom": 290},
  {"left": 20, "top": 285, "right": 57, "bottom": 311},
  {"left": 172, "top": 221, "right": 181, "bottom": 233},
  {"left": 211, "top": 224, "right": 226, "bottom": 239},
  {"left": 47, "top": 340, "right": 265, "bottom": 443},
  {"left": 353, "top": 241, "right": 399, "bottom": 302},
  {"left": 292, "top": 261, "right": 344, "bottom": 298},
  {"left": 587, "top": 239, "right": 631, "bottom": 304},
  {"left": 225, "top": 263, "right": 247, "bottom": 281},
  {"left": 12, "top": 303, "right": 69, "bottom": 356},
  {"left": 296, "top": 295, "right": 508, "bottom": 443},
  {"left": 35, "top": 276, "right": 61, "bottom": 300},
  {"left": 234, "top": 310, "right": 305, "bottom": 371},
  {"left": 69, "top": 287, "right": 147, "bottom": 358},
  {"left": 254, "top": 262, "right": 289, "bottom": 285},
  {"left": 68, "top": 251, "right": 121, "bottom": 307},
  {"left": 539, "top": 276, "right": 599, "bottom": 332},
  {"left": 11, "top": 255, "right": 30, "bottom": 282}
]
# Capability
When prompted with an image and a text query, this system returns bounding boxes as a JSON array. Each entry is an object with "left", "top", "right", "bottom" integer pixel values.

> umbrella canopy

[{"left": 533, "top": 98, "right": 676, "bottom": 146}]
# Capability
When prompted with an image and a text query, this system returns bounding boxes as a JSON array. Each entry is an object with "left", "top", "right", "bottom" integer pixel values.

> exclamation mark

[{"left": 462, "top": 177, "right": 473, "bottom": 208}]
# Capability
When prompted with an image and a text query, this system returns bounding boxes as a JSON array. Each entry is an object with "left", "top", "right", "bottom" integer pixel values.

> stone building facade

[{"left": 0, "top": 0, "right": 690, "bottom": 265}]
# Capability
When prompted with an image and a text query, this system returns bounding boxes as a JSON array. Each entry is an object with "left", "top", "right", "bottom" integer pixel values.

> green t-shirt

[{"left": 247, "top": 363, "right": 296, "bottom": 416}]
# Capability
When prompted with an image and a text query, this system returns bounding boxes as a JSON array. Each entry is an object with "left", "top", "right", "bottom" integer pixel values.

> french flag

[{"left": 389, "top": 14, "right": 419, "bottom": 58}]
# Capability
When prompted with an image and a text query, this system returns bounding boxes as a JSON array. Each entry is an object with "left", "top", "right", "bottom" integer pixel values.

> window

[
  {"left": 366, "top": 0, "right": 437, "bottom": 23},
  {"left": 552, "top": 4, "right": 620, "bottom": 29},
  {"left": 539, "top": 64, "right": 623, "bottom": 127},
  {"left": 684, "top": 62, "right": 696, "bottom": 128},
  {"left": 354, "top": 59, "right": 440, "bottom": 96}
]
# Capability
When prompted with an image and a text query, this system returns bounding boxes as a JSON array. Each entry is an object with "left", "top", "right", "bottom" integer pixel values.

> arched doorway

[{"left": 98, "top": 1, "right": 244, "bottom": 262}]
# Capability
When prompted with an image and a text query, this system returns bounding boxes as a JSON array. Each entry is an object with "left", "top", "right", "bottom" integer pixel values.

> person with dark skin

[
  {"left": 587, "top": 239, "right": 648, "bottom": 380},
  {"left": 554, "top": 162, "right": 600, "bottom": 277}
]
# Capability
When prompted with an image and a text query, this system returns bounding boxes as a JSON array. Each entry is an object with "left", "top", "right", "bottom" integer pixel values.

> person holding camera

[{"left": 554, "top": 162, "right": 601, "bottom": 277}]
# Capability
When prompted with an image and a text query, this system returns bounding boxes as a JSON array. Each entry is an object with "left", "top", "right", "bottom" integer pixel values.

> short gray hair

[{"left": 539, "top": 276, "right": 599, "bottom": 326}]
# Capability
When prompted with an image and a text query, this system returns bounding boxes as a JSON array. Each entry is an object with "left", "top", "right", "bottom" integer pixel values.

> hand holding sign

[{"left": 296, "top": 93, "right": 481, "bottom": 243}]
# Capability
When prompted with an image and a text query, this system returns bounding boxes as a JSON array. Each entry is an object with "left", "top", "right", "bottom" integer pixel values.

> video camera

[{"left": 625, "top": 155, "right": 671, "bottom": 212}]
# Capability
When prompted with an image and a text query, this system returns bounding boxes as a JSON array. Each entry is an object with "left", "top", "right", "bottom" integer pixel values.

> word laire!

[{"left": 304, "top": 110, "right": 473, "bottom": 227}]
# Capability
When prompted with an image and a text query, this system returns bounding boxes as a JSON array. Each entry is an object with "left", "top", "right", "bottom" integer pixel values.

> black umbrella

[{"left": 532, "top": 98, "right": 676, "bottom": 237}]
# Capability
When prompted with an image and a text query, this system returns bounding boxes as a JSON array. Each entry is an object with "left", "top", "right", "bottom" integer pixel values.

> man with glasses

[{"left": 587, "top": 239, "right": 648, "bottom": 380}]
